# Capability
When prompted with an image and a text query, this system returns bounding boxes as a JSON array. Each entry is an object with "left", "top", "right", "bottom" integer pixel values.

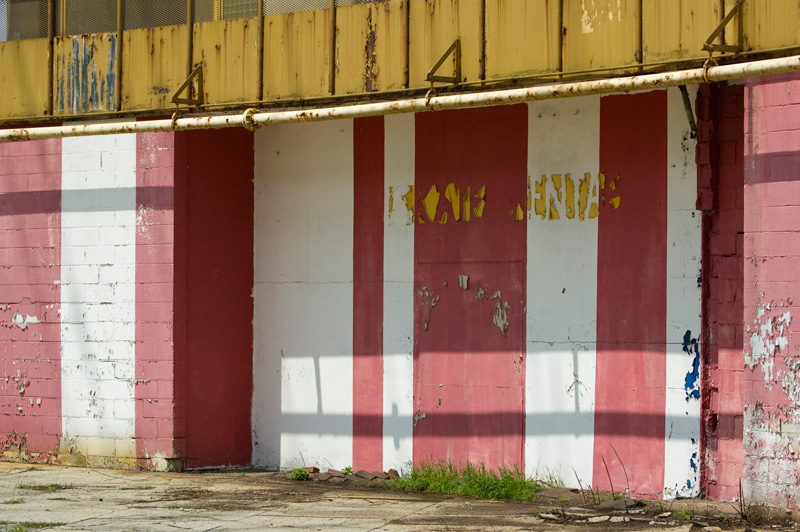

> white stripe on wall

[
  {"left": 663, "top": 86, "right": 702, "bottom": 498},
  {"left": 525, "top": 96, "right": 600, "bottom": 487},
  {"left": 252, "top": 119, "right": 355, "bottom": 470},
  {"left": 60, "top": 131, "right": 137, "bottom": 462},
  {"left": 382, "top": 113, "right": 415, "bottom": 472}
]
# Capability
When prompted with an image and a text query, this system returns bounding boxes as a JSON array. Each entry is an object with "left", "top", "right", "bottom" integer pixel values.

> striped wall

[
  {"left": 252, "top": 87, "right": 703, "bottom": 496},
  {"left": 1, "top": 88, "right": 705, "bottom": 497}
]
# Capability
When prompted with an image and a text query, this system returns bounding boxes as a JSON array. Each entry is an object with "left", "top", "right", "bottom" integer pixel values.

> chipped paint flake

[
  {"left": 423, "top": 185, "right": 440, "bottom": 222},
  {"left": 445, "top": 183, "right": 461, "bottom": 221},
  {"left": 11, "top": 312, "right": 40, "bottom": 331},
  {"left": 458, "top": 274, "right": 469, "bottom": 290},
  {"left": 682, "top": 330, "right": 700, "bottom": 402},
  {"left": 494, "top": 300, "right": 510, "bottom": 336}
]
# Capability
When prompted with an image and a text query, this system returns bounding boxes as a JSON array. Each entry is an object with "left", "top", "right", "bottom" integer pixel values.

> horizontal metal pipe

[{"left": 3, "top": 55, "right": 800, "bottom": 142}]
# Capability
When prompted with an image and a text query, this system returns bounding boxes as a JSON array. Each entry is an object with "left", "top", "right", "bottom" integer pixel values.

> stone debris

[
  {"left": 656, "top": 512, "right": 672, "bottom": 518},
  {"left": 587, "top": 515, "right": 610, "bottom": 523},
  {"left": 701, "top": 527, "right": 722, "bottom": 532},
  {"left": 539, "top": 513, "right": 560, "bottom": 521},
  {"left": 609, "top": 516, "right": 630, "bottom": 523}
]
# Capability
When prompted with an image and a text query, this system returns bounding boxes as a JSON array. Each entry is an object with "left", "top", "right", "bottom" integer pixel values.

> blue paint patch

[
  {"left": 683, "top": 330, "right": 701, "bottom": 401},
  {"left": 106, "top": 34, "right": 116, "bottom": 110}
]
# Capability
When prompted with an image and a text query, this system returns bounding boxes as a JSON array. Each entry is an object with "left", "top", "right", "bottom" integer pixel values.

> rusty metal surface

[
  {"left": 3, "top": 55, "right": 800, "bottom": 142},
  {"left": 121, "top": 25, "right": 189, "bottom": 111},
  {"left": 408, "top": 0, "right": 481, "bottom": 89},
  {"left": 738, "top": 0, "right": 800, "bottom": 52},
  {"left": 563, "top": 0, "right": 638, "bottom": 71},
  {"left": 644, "top": 0, "right": 720, "bottom": 62},
  {"left": 263, "top": 8, "right": 332, "bottom": 99},
  {"left": 485, "top": 0, "right": 560, "bottom": 79},
  {"left": 54, "top": 33, "right": 117, "bottom": 115},
  {"left": 0, "top": 38, "right": 50, "bottom": 119},
  {"left": 335, "top": 0, "right": 406, "bottom": 94},
  {"left": 193, "top": 16, "right": 261, "bottom": 104}
]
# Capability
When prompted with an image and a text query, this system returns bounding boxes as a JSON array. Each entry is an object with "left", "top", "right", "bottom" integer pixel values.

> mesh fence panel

[
  {"left": 192, "top": 0, "right": 214, "bottom": 22},
  {"left": 223, "top": 0, "right": 258, "bottom": 19},
  {"left": 124, "top": 0, "right": 186, "bottom": 30},
  {"left": 263, "top": 0, "right": 328, "bottom": 16},
  {"left": 57, "top": 0, "right": 116, "bottom": 35},
  {"left": 2, "top": 0, "right": 50, "bottom": 41}
]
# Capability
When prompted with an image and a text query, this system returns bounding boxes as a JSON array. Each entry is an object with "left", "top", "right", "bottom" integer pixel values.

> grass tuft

[
  {"left": 3, "top": 498, "right": 24, "bottom": 504},
  {"left": 387, "top": 461, "right": 543, "bottom": 502},
  {"left": 288, "top": 468, "right": 309, "bottom": 481},
  {"left": 6, "top": 523, "right": 62, "bottom": 532}
]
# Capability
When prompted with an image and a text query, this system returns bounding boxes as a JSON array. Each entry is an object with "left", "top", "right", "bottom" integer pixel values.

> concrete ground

[{"left": 0, "top": 463, "right": 793, "bottom": 532}]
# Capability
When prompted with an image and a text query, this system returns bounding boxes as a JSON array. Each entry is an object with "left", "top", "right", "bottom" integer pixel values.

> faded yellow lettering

[
  {"left": 526, "top": 176, "right": 532, "bottom": 214},
  {"left": 578, "top": 173, "right": 590, "bottom": 221},
  {"left": 610, "top": 196, "right": 620, "bottom": 209},
  {"left": 445, "top": 183, "right": 461, "bottom": 221},
  {"left": 588, "top": 184, "right": 599, "bottom": 218},
  {"left": 439, "top": 211, "right": 448, "bottom": 224},
  {"left": 534, "top": 176, "right": 547, "bottom": 219},
  {"left": 404, "top": 186, "right": 415, "bottom": 212},
  {"left": 516, "top": 203, "right": 525, "bottom": 221},
  {"left": 552, "top": 174, "right": 563, "bottom": 203},
  {"left": 565, "top": 174, "right": 575, "bottom": 219},
  {"left": 599, "top": 172, "right": 606, "bottom": 190},
  {"left": 474, "top": 185, "right": 486, "bottom": 219},
  {"left": 388, "top": 186, "right": 394, "bottom": 213},
  {"left": 548, "top": 197, "right": 560, "bottom": 220},
  {"left": 423, "top": 185, "right": 440, "bottom": 222},
  {"left": 463, "top": 186, "right": 471, "bottom": 222}
]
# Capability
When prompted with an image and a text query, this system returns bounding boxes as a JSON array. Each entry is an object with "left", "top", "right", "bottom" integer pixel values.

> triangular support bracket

[
  {"left": 702, "top": 0, "right": 745, "bottom": 55},
  {"left": 171, "top": 65, "right": 205, "bottom": 108},
  {"left": 426, "top": 39, "right": 462, "bottom": 88}
]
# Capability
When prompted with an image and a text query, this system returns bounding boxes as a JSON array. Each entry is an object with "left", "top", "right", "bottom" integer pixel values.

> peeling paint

[
  {"left": 746, "top": 298, "right": 792, "bottom": 388},
  {"left": 10, "top": 312, "right": 40, "bottom": 331},
  {"left": 458, "top": 274, "right": 469, "bottom": 290},
  {"left": 683, "top": 330, "right": 700, "bottom": 402},
  {"left": 494, "top": 300, "right": 510, "bottom": 336}
]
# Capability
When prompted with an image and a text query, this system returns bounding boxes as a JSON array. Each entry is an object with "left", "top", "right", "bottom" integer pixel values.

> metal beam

[{"left": 3, "top": 55, "right": 800, "bottom": 142}]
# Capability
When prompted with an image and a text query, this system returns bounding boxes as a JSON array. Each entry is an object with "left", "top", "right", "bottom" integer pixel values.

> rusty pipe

[{"left": 3, "top": 55, "right": 800, "bottom": 142}]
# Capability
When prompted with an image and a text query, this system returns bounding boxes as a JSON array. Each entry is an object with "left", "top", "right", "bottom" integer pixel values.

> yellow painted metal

[
  {"left": 263, "top": 9, "right": 332, "bottom": 100},
  {"left": 485, "top": 0, "right": 560, "bottom": 79},
  {"left": 736, "top": 0, "right": 800, "bottom": 52},
  {"left": 408, "top": 0, "right": 482, "bottom": 89},
  {"left": 563, "top": 0, "right": 638, "bottom": 71},
  {"left": 0, "top": 39, "right": 50, "bottom": 119},
  {"left": 121, "top": 25, "right": 189, "bottom": 111},
  {"left": 53, "top": 33, "right": 117, "bottom": 115},
  {"left": 643, "top": 0, "right": 720, "bottom": 62},
  {"left": 194, "top": 17, "right": 261, "bottom": 104},
  {"left": 335, "top": 0, "right": 407, "bottom": 95}
]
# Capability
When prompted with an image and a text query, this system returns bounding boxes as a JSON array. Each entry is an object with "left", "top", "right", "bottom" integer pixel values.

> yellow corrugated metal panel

[
  {"left": 563, "top": 0, "right": 637, "bottom": 71},
  {"left": 485, "top": 0, "right": 560, "bottom": 79},
  {"left": 53, "top": 33, "right": 117, "bottom": 115},
  {"left": 194, "top": 17, "right": 262, "bottom": 104},
  {"left": 263, "top": 9, "right": 332, "bottom": 100},
  {"left": 335, "top": 0, "right": 406, "bottom": 95},
  {"left": 0, "top": 38, "right": 49, "bottom": 119},
  {"left": 121, "top": 25, "right": 188, "bottom": 112},
  {"left": 643, "top": 0, "right": 720, "bottom": 62},
  {"left": 737, "top": 0, "right": 800, "bottom": 51},
  {"left": 408, "top": 0, "right": 481, "bottom": 89}
]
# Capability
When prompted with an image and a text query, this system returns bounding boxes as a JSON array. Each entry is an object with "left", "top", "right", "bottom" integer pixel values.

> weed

[
  {"left": 342, "top": 466, "right": 354, "bottom": 475},
  {"left": 3, "top": 498, "right": 24, "bottom": 504},
  {"left": 166, "top": 504, "right": 182, "bottom": 510},
  {"left": 674, "top": 508, "right": 695, "bottom": 521},
  {"left": 387, "top": 461, "right": 544, "bottom": 502},
  {"left": 6, "top": 523, "right": 62, "bottom": 532},
  {"left": 15, "top": 484, "right": 71, "bottom": 492},
  {"left": 557, "top": 494, "right": 570, "bottom": 503},
  {"left": 288, "top": 468, "right": 309, "bottom": 481},
  {"left": 716, "top": 512, "right": 730, "bottom": 521},
  {"left": 540, "top": 470, "right": 565, "bottom": 489}
]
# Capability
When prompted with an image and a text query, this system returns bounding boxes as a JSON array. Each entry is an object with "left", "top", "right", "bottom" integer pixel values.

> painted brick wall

[
  {"left": 59, "top": 133, "right": 138, "bottom": 467},
  {"left": 134, "top": 131, "right": 185, "bottom": 470},
  {"left": 697, "top": 83, "right": 746, "bottom": 501},
  {"left": 0, "top": 138, "right": 62, "bottom": 462},
  {"left": 742, "top": 72, "right": 800, "bottom": 508}
]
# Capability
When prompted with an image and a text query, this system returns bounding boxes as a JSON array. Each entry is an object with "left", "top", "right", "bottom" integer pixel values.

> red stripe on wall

[
  {"left": 180, "top": 129, "right": 254, "bottom": 468},
  {"left": 353, "top": 116, "right": 385, "bottom": 471},
  {"left": 594, "top": 91, "right": 668, "bottom": 496},
  {"left": 413, "top": 105, "right": 528, "bottom": 469},
  {"left": 0, "top": 138, "right": 62, "bottom": 460},
  {"left": 136, "top": 132, "right": 183, "bottom": 465}
]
